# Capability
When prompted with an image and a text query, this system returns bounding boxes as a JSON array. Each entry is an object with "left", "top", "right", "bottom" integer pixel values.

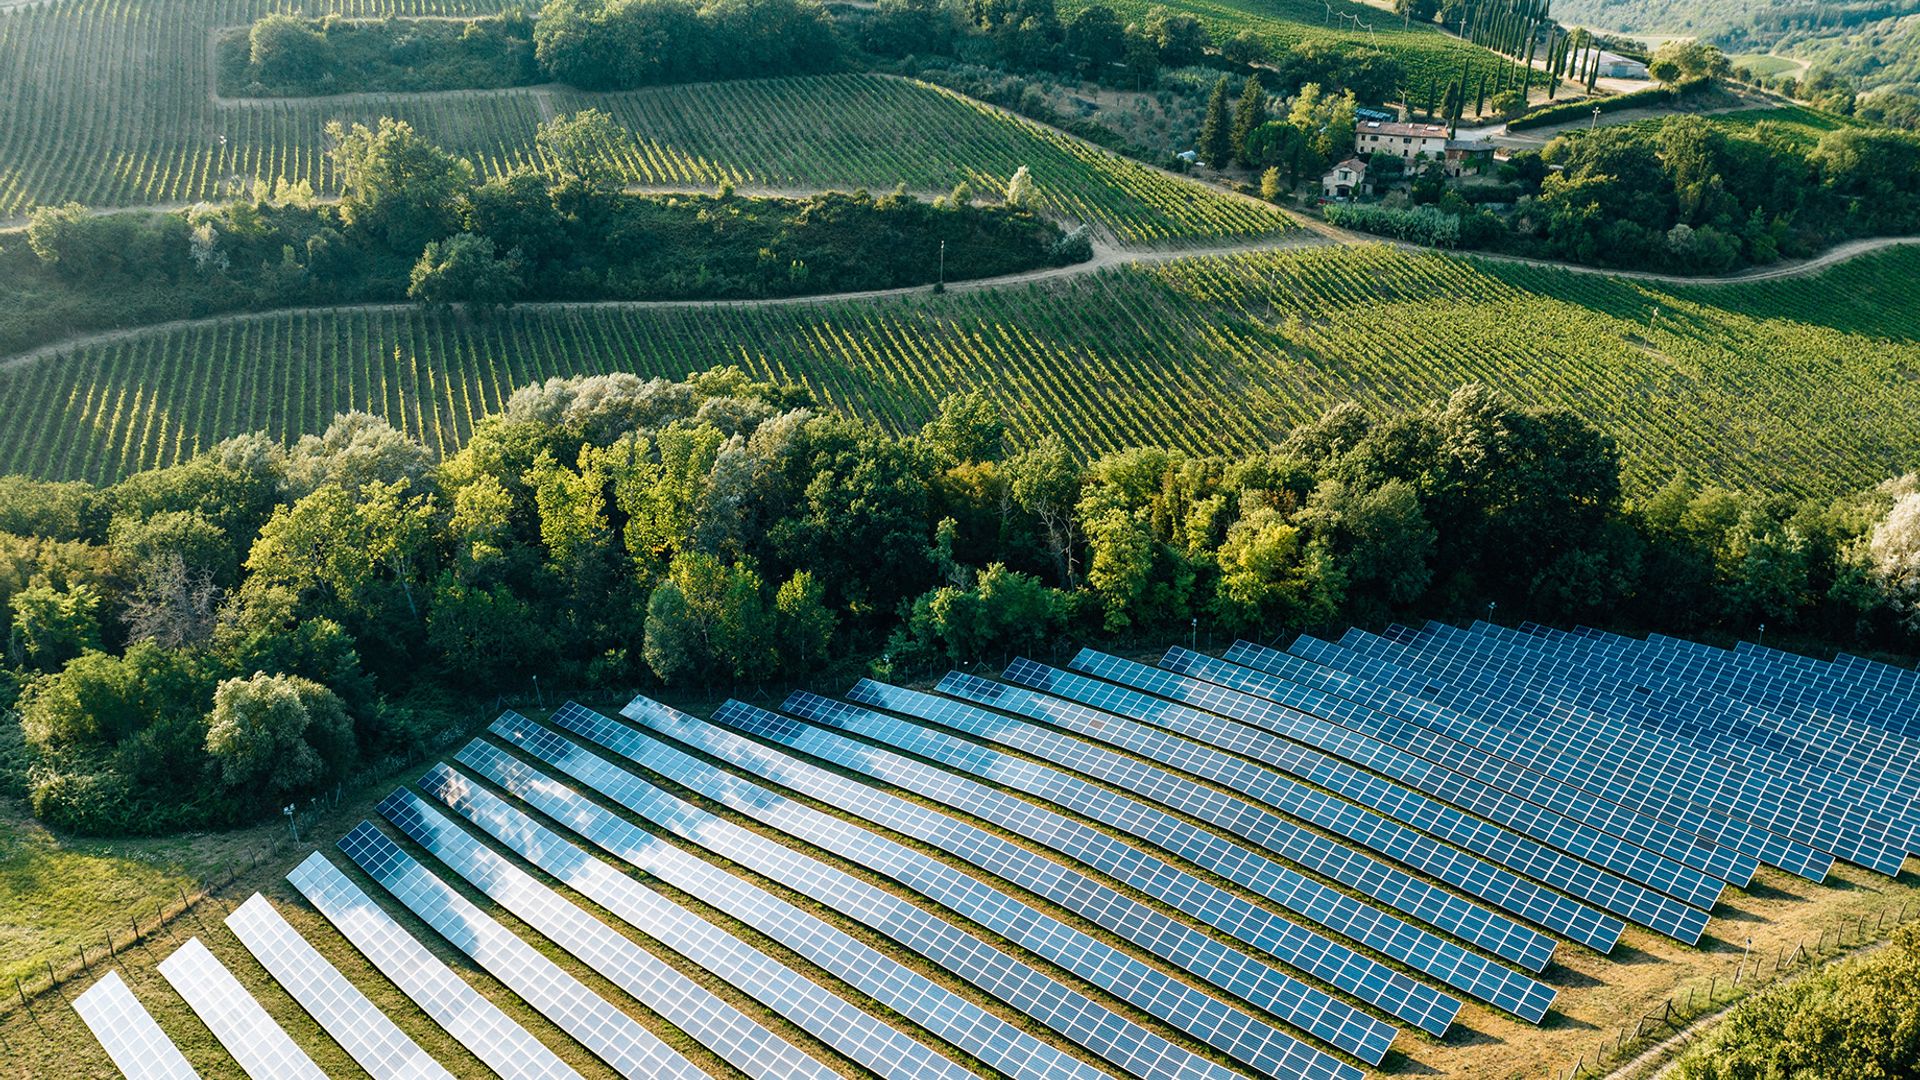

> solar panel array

[{"left": 71, "top": 620, "right": 1911, "bottom": 1080}]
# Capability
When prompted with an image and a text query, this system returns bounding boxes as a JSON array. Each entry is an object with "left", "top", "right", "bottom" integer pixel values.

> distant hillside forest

[
  {"left": 5, "top": 371, "right": 1920, "bottom": 839},
  {"left": 1551, "top": 0, "right": 1920, "bottom": 51}
]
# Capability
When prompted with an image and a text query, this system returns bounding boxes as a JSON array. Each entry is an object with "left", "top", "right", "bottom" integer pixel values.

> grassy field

[
  {"left": 0, "top": 0, "right": 1281, "bottom": 242},
  {"left": 4, "top": 684, "right": 1919, "bottom": 1080},
  {"left": 4, "top": 243, "right": 1919, "bottom": 498},
  {"left": 1622, "top": 103, "right": 1864, "bottom": 146}
]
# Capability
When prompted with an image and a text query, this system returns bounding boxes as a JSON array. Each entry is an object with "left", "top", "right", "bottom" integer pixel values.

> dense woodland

[
  {"left": 4, "top": 371, "right": 1920, "bottom": 837},
  {"left": 2, "top": 110, "right": 1077, "bottom": 356},
  {"left": 1332, "top": 112, "right": 1920, "bottom": 273}
]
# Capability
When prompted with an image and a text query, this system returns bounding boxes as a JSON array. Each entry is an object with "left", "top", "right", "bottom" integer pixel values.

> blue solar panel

[
  {"left": 1158, "top": 646, "right": 1730, "bottom": 908},
  {"left": 455, "top": 734, "right": 1128, "bottom": 1076},
  {"left": 376, "top": 787, "right": 843, "bottom": 1080},
  {"left": 474, "top": 714, "right": 1359, "bottom": 1076},
  {"left": 284, "top": 853, "right": 584, "bottom": 1080},
  {"left": 834, "top": 679, "right": 1558, "bottom": 974},
  {"left": 336, "top": 822, "right": 709, "bottom": 1080},
  {"left": 938, "top": 669, "right": 1623, "bottom": 956},
  {"left": 1314, "top": 628, "right": 1911, "bottom": 874},
  {"left": 1218, "top": 637, "right": 1772, "bottom": 885},
  {"left": 507, "top": 706, "right": 1377, "bottom": 1074},
  {"left": 1007, "top": 656, "right": 1708, "bottom": 944},
  {"left": 413, "top": 761, "right": 977, "bottom": 1080},
  {"left": 781, "top": 688, "right": 1554, "bottom": 1024},
  {"left": 602, "top": 695, "right": 1409, "bottom": 1059},
  {"left": 1274, "top": 622, "right": 1843, "bottom": 876}
]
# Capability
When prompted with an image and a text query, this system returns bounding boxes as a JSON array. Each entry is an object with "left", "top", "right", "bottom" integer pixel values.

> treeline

[
  {"left": 1676, "top": 923, "right": 1920, "bottom": 1078},
  {"left": 1338, "top": 114, "right": 1920, "bottom": 274},
  {"left": 6, "top": 111, "right": 1074, "bottom": 353},
  {"left": 7, "top": 373, "right": 1920, "bottom": 836},
  {"left": 235, "top": 0, "right": 840, "bottom": 96},
  {"left": 851, "top": 0, "right": 1403, "bottom": 102},
  {"left": 223, "top": 12, "right": 540, "bottom": 97}
]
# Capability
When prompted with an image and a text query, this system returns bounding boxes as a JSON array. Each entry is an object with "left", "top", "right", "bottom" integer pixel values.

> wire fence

[{"left": 1558, "top": 898, "right": 1919, "bottom": 1080}]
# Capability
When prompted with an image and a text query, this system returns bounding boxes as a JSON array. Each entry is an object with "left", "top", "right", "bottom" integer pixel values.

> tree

[
  {"left": 1143, "top": 6, "right": 1207, "bottom": 67},
  {"left": 536, "top": 109, "right": 637, "bottom": 222},
  {"left": 642, "top": 552, "right": 777, "bottom": 683},
  {"left": 248, "top": 13, "right": 332, "bottom": 87},
  {"left": 1231, "top": 75, "right": 1267, "bottom": 166},
  {"left": 1199, "top": 76, "right": 1234, "bottom": 168},
  {"left": 204, "top": 673, "right": 354, "bottom": 808},
  {"left": 325, "top": 118, "right": 474, "bottom": 251},
  {"left": 1867, "top": 490, "right": 1920, "bottom": 631},
  {"left": 1260, "top": 165, "right": 1284, "bottom": 201},
  {"left": 773, "top": 570, "right": 834, "bottom": 674},
  {"left": 1005, "top": 164, "right": 1036, "bottom": 208},
  {"left": 1210, "top": 507, "right": 1344, "bottom": 632},
  {"left": 9, "top": 579, "right": 102, "bottom": 672},
  {"left": 923, "top": 391, "right": 1007, "bottom": 464},
  {"left": 1392, "top": 0, "right": 1436, "bottom": 23},
  {"left": 1221, "top": 29, "right": 1266, "bottom": 65},
  {"left": 1065, "top": 5, "right": 1125, "bottom": 74},
  {"left": 467, "top": 167, "right": 563, "bottom": 264},
  {"left": 1649, "top": 40, "right": 1729, "bottom": 84},
  {"left": 1122, "top": 27, "right": 1160, "bottom": 88},
  {"left": 408, "top": 233, "right": 526, "bottom": 311},
  {"left": 1007, "top": 434, "right": 1083, "bottom": 586},
  {"left": 123, "top": 553, "right": 223, "bottom": 651}
]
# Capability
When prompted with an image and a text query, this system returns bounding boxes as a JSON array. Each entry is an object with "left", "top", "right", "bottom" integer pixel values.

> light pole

[
  {"left": 1591, "top": 105, "right": 1602, "bottom": 130},
  {"left": 939, "top": 240, "right": 947, "bottom": 291},
  {"left": 1757, "top": 623, "right": 1766, "bottom": 646},
  {"left": 283, "top": 804, "right": 299, "bottom": 843},
  {"left": 1486, "top": 600, "right": 1496, "bottom": 624},
  {"left": 1191, "top": 617, "right": 1199, "bottom": 651},
  {"left": 533, "top": 674, "right": 544, "bottom": 710}
]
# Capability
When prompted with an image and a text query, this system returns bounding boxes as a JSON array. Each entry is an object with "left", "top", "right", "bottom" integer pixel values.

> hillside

[{"left": 5, "top": 243, "right": 1919, "bottom": 498}]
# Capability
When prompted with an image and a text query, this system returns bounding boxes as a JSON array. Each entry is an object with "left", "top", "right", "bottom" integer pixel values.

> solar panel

[
  {"left": 376, "top": 788, "right": 841, "bottom": 1080},
  {"left": 336, "top": 822, "right": 710, "bottom": 1080},
  {"left": 414, "top": 761, "right": 976, "bottom": 1080},
  {"left": 224, "top": 894, "right": 455, "bottom": 1080},
  {"left": 1006, "top": 657, "right": 1708, "bottom": 945},
  {"left": 1310, "top": 629, "right": 1910, "bottom": 873},
  {"left": 934, "top": 669, "right": 1624, "bottom": 956},
  {"left": 483, "top": 713, "right": 1359, "bottom": 1080},
  {"left": 72, "top": 971, "right": 201, "bottom": 1080},
  {"left": 284, "top": 852, "right": 585, "bottom": 1080},
  {"left": 814, "top": 684, "right": 1557, "bottom": 1016},
  {"left": 458, "top": 728, "right": 1159, "bottom": 1080},
  {"left": 1262, "top": 630, "right": 1838, "bottom": 879},
  {"left": 597, "top": 696, "right": 1404, "bottom": 1062},
  {"left": 156, "top": 938, "right": 328, "bottom": 1080},
  {"left": 1222, "top": 636, "right": 1773, "bottom": 885},
  {"left": 1158, "top": 646, "right": 1730, "bottom": 908}
]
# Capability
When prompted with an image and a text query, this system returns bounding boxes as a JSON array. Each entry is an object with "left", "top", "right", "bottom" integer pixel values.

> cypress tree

[
  {"left": 1198, "top": 76, "right": 1234, "bottom": 169},
  {"left": 1230, "top": 74, "right": 1267, "bottom": 166}
]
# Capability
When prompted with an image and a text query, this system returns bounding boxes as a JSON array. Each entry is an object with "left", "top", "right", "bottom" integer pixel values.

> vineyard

[
  {"left": 1054, "top": 0, "right": 1521, "bottom": 92},
  {"left": 0, "top": 0, "right": 1282, "bottom": 243},
  {"left": 4, "top": 243, "right": 1918, "bottom": 497}
]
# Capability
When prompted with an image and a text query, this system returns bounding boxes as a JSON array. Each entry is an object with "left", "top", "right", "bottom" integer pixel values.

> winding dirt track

[{"left": 6, "top": 227, "right": 1918, "bottom": 373}]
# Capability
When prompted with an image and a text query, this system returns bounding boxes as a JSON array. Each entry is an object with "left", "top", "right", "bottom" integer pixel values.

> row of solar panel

[
  {"left": 1278, "top": 631, "right": 1857, "bottom": 877},
  {"left": 97, "top": 629, "right": 1799, "bottom": 1080},
  {"left": 1326, "top": 623, "right": 1918, "bottom": 870},
  {"left": 1374, "top": 621, "right": 1920, "bottom": 838},
  {"left": 1259, "top": 622, "right": 1914, "bottom": 890}
]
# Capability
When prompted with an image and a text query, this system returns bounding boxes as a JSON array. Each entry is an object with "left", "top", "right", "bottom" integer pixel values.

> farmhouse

[
  {"left": 1355, "top": 120, "right": 1450, "bottom": 161},
  {"left": 1322, "top": 157, "right": 1370, "bottom": 198},
  {"left": 1444, "top": 138, "right": 1495, "bottom": 176}
]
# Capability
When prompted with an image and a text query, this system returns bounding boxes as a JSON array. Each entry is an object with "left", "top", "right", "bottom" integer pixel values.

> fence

[{"left": 1557, "top": 899, "right": 1918, "bottom": 1079}]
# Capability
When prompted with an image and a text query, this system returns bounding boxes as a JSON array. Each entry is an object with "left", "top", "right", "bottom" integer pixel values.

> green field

[
  {"left": 1623, "top": 103, "right": 1864, "bottom": 146},
  {"left": 1055, "top": 0, "right": 1521, "bottom": 91},
  {"left": 5, "top": 243, "right": 1918, "bottom": 498},
  {"left": 0, "top": 0, "right": 1280, "bottom": 243}
]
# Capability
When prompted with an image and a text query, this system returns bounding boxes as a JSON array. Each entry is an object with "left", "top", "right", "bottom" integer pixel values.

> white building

[
  {"left": 1355, "top": 121, "right": 1451, "bottom": 162},
  {"left": 1322, "top": 157, "right": 1370, "bottom": 199}
]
